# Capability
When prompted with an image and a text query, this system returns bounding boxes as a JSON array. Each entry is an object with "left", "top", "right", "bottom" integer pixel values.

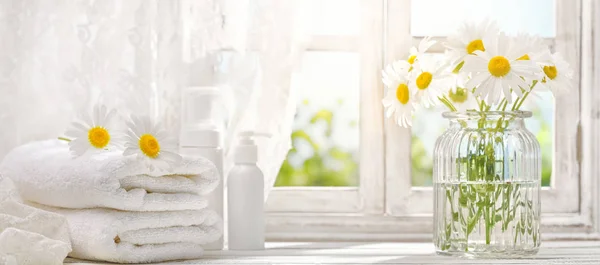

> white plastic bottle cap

[
  {"left": 181, "top": 86, "right": 224, "bottom": 126},
  {"left": 180, "top": 86, "right": 225, "bottom": 148},
  {"left": 234, "top": 131, "right": 270, "bottom": 163}
]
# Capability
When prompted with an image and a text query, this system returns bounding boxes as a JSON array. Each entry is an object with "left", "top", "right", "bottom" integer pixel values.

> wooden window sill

[{"left": 65, "top": 241, "right": 600, "bottom": 264}]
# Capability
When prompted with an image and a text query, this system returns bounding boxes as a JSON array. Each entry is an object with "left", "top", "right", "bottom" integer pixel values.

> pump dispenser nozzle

[{"left": 234, "top": 131, "right": 271, "bottom": 164}]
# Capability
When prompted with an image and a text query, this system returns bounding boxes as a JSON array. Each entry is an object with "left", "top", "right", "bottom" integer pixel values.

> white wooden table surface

[{"left": 64, "top": 241, "right": 600, "bottom": 264}]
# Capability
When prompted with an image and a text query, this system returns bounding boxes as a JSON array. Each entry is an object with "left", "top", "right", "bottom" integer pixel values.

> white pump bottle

[
  {"left": 179, "top": 86, "right": 226, "bottom": 250},
  {"left": 227, "top": 131, "right": 268, "bottom": 250}
]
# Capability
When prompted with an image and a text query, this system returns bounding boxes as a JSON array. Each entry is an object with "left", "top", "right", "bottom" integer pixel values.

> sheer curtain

[{"left": 0, "top": 0, "right": 305, "bottom": 198}]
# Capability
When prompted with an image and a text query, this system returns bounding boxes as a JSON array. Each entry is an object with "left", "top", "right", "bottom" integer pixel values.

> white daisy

[
  {"left": 444, "top": 19, "right": 499, "bottom": 66},
  {"left": 409, "top": 56, "right": 450, "bottom": 108},
  {"left": 123, "top": 115, "right": 182, "bottom": 171},
  {"left": 64, "top": 104, "right": 118, "bottom": 157},
  {"left": 382, "top": 60, "right": 414, "bottom": 127},
  {"left": 512, "top": 33, "right": 553, "bottom": 82},
  {"left": 462, "top": 33, "right": 540, "bottom": 105},
  {"left": 446, "top": 72, "right": 478, "bottom": 111},
  {"left": 536, "top": 52, "right": 573, "bottom": 96},
  {"left": 408, "top": 36, "right": 436, "bottom": 66},
  {"left": 513, "top": 33, "right": 549, "bottom": 62}
]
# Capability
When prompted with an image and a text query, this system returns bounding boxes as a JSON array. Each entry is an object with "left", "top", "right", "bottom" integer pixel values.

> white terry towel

[
  {"left": 38, "top": 205, "right": 223, "bottom": 263},
  {"left": 0, "top": 228, "right": 71, "bottom": 265},
  {"left": 0, "top": 139, "right": 219, "bottom": 211},
  {"left": 0, "top": 176, "right": 72, "bottom": 265}
]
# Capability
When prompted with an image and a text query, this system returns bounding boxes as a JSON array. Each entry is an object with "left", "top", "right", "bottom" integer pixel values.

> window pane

[
  {"left": 305, "top": 0, "right": 360, "bottom": 36},
  {"left": 411, "top": 93, "right": 554, "bottom": 187},
  {"left": 410, "top": 0, "right": 556, "bottom": 37},
  {"left": 276, "top": 51, "right": 360, "bottom": 186}
]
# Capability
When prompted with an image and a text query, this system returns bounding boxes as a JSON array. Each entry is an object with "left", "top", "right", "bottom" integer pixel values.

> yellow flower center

[
  {"left": 448, "top": 87, "right": 469, "bottom": 103},
  {"left": 408, "top": 55, "right": 417, "bottom": 65},
  {"left": 139, "top": 134, "right": 160, "bottom": 158},
  {"left": 466, "top": 39, "right": 485, "bottom": 54},
  {"left": 416, "top": 72, "right": 433, "bottom": 90},
  {"left": 395, "top": 83, "right": 410, "bottom": 104},
  {"left": 487, "top": 56, "right": 511, "bottom": 77},
  {"left": 517, "top": 54, "right": 530, "bottom": 60},
  {"left": 88, "top": 127, "right": 110, "bottom": 149},
  {"left": 543, "top": 65, "right": 558, "bottom": 80}
]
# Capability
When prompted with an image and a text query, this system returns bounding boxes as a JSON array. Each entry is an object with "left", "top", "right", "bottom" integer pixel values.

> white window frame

[
  {"left": 386, "top": 0, "right": 580, "bottom": 215},
  {"left": 265, "top": 0, "right": 385, "bottom": 215},
  {"left": 265, "top": 0, "right": 600, "bottom": 241}
]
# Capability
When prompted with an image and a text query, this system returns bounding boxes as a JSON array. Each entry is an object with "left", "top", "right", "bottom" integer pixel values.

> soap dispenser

[
  {"left": 227, "top": 131, "right": 268, "bottom": 250},
  {"left": 179, "top": 86, "right": 226, "bottom": 250}
]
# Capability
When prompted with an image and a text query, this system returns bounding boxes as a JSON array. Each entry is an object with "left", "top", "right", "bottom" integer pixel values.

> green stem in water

[
  {"left": 58, "top": 137, "right": 72, "bottom": 142},
  {"left": 483, "top": 197, "right": 491, "bottom": 245}
]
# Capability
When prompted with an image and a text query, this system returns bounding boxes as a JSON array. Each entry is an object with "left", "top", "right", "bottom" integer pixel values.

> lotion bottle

[{"left": 227, "top": 131, "right": 266, "bottom": 250}]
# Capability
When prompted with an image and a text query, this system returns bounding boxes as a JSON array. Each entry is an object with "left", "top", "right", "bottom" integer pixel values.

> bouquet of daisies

[{"left": 382, "top": 20, "right": 573, "bottom": 127}]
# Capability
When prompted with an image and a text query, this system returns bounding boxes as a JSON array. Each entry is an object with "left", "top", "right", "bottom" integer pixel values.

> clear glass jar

[{"left": 433, "top": 111, "right": 541, "bottom": 258}]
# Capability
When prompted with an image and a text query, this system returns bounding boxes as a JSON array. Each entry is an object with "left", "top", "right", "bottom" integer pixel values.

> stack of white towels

[
  {"left": 0, "top": 140, "right": 223, "bottom": 263},
  {"left": 0, "top": 175, "right": 71, "bottom": 265}
]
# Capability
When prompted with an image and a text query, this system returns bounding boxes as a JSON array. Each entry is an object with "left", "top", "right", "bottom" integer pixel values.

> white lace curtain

[{"left": 0, "top": 0, "right": 305, "bottom": 198}]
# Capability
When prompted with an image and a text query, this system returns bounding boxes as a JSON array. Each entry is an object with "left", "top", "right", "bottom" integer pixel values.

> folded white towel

[
  {"left": 0, "top": 200, "right": 71, "bottom": 247},
  {"left": 0, "top": 176, "right": 72, "bottom": 265},
  {"left": 0, "top": 228, "right": 71, "bottom": 265},
  {"left": 38, "top": 205, "right": 223, "bottom": 263},
  {"left": 0, "top": 140, "right": 219, "bottom": 211}
]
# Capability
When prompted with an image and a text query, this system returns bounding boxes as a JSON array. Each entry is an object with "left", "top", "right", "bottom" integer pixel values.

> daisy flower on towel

[
  {"left": 64, "top": 104, "right": 118, "bottom": 157},
  {"left": 123, "top": 115, "right": 182, "bottom": 171}
]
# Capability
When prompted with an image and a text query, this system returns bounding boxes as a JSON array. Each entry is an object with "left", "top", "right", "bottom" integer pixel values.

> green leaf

[
  {"left": 467, "top": 208, "right": 482, "bottom": 235},
  {"left": 459, "top": 196, "right": 468, "bottom": 207},
  {"left": 476, "top": 200, "right": 486, "bottom": 207},
  {"left": 494, "top": 214, "right": 502, "bottom": 224}
]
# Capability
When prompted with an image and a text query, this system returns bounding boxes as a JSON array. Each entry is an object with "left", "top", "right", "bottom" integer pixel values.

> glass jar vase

[{"left": 433, "top": 111, "right": 541, "bottom": 258}]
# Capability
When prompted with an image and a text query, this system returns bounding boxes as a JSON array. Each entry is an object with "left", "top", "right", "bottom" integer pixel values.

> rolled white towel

[
  {"left": 0, "top": 140, "right": 219, "bottom": 211},
  {"left": 37, "top": 205, "right": 223, "bottom": 263}
]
